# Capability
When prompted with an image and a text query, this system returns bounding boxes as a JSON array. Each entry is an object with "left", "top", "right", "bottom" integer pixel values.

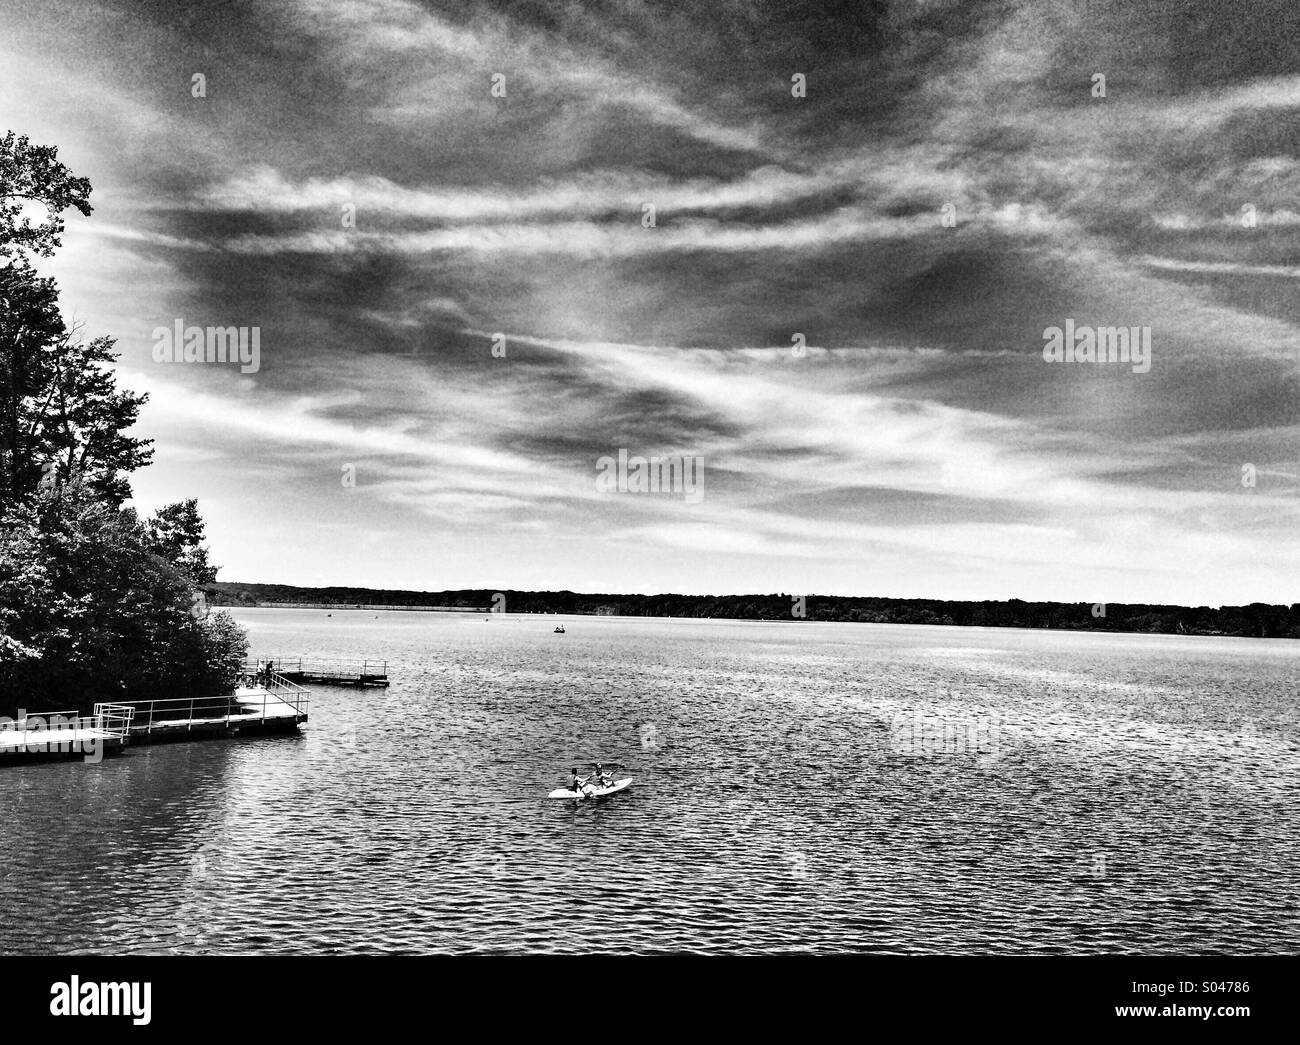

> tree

[
  {"left": 146, "top": 499, "right": 217, "bottom": 586},
  {"left": 0, "top": 266, "right": 152, "bottom": 506},
  {"left": 0, "top": 130, "right": 246, "bottom": 715},
  {"left": 0, "top": 131, "right": 92, "bottom": 261},
  {"left": 0, "top": 483, "right": 246, "bottom": 715},
  {"left": 0, "top": 262, "right": 63, "bottom": 502},
  {"left": 0, "top": 132, "right": 149, "bottom": 506}
]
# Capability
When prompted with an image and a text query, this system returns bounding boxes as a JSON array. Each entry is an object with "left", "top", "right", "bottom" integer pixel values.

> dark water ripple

[{"left": 1, "top": 614, "right": 1297, "bottom": 954}]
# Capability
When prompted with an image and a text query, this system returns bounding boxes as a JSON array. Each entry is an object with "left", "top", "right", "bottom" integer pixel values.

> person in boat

[
  {"left": 593, "top": 763, "right": 613, "bottom": 787},
  {"left": 570, "top": 767, "right": 589, "bottom": 795}
]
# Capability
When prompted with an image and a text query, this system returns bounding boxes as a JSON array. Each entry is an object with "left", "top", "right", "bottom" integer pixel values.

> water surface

[{"left": 1, "top": 610, "right": 1296, "bottom": 954}]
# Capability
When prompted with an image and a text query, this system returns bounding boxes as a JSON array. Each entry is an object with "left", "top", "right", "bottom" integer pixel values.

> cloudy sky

[{"left": 3, "top": 0, "right": 1298, "bottom": 602}]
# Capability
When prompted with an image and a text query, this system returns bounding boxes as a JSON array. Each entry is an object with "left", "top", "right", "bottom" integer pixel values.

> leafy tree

[
  {"left": 0, "top": 262, "right": 63, "bottom": 503},
  {"left": 1, "top": 131, "right": 146, "bottom": 506},
  {"left": 0, "top": 130, "right": 247, "bottom": 716},
  {"left": 0, "top": 131, "right": 92, "bottom": 261},
  {"left": 0, "top": 483, "right": 246, "bottom": 715},
  {"left": 146, "top": 499, "right": 218, "bottom": 586},
  {"left": 0, "top": 266, "right": 152, "bottom": 506},
  {"left": 197, "top": 611, "right": 250, "bottom": 693}
]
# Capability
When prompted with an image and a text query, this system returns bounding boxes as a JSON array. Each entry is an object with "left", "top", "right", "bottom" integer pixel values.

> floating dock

[
  {"left": 247, "top": 657, "right": 389, "bottom": 688},
  {"left": 0, "top": 675, "right": 310, "bottom": 764},
  {"left": 0, "top": 705, "right": 134, "bottom": 763},
  {"left": 122, "top": 676, "right": 310, "bottom": 744}
]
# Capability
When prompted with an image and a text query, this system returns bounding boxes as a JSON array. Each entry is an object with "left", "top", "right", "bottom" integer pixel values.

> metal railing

[
  {"left": 3, "top": 687, "right": 310, "bottom": 748},
  {"left": 245, "top": 657, "right": 387, "bottom": 677},
  {"left": 259, "top": 672, "right": 311, "bottom": 718},
  {"left": 1, "top": 706, "right": 134, "bottom": 753},
  {"left": 2, "top": 708, "right": 80, "bottom": 729},
  {"left": 92, "top": 703, "right": 137, "bottom": 739},
  {"left": 106, "top": 683, "right": 310, "bottom": 735}
]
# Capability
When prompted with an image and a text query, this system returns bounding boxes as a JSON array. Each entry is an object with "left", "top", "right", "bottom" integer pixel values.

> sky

[{"left": 2, "top": 0, "right": 1298, "bottom": 603}]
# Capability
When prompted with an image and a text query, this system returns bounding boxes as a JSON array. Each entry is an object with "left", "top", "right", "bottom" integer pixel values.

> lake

[{"left": 1, "top": 609, "right": 1297, "bottom": 954}]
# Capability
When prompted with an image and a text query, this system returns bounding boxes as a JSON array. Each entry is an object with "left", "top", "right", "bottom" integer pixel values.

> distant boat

[{"left": 554, "top": 625, "right": 565, "bottom": 633}]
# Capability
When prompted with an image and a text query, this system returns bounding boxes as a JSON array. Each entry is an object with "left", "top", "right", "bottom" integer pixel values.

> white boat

[{"left": 547, "top": 777, "right": 632, "bottom": 800}]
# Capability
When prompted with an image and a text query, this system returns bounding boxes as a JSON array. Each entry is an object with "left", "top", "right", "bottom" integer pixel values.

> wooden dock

[{"left": 247, "top": 657, "right": 389, "bottom": 688}]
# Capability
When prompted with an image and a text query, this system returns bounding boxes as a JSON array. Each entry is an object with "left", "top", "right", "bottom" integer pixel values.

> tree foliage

[
  {"left": 0, "top": 131, "right": 247, "bottom": 716},
  {"left": 0, "top": 264, "right": 152, "bottom": 506},
  {"left": 0, "top": 131, "right": 92, "bottom": 260},
  {"left": 146, "top": 499, "right": 218, "bottom": 586},
  {"left": 0, "top": 485, "right": 247, "bottom": 712}
]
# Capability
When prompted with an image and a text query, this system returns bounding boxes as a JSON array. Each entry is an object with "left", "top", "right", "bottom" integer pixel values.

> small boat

[
  {"left": 554, "top": 625, "right": 565, "bottom": 633},
  {"left": 547, "top": 777, "right": 632, "bottom": 801}
]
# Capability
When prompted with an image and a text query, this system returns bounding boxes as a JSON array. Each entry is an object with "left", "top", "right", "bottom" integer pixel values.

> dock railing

[
  {"left": 116, "top": 694, "right": 238, "bottom": 734},
  {"left": 244, "top": 657, "right": 382, "bottom": 675},
  {"left": 3, "top": 709, "right": 102, "bottom": 744},
  {"left": 107, "top": 683, "right": 310, "bottom": 736},
  {"left": 246, "top": 656, "right": 387, "bottom": 678},
  {"left": 4, "top": 707, "right": 137, "bottom": 739},
  {"left": 261, "top": 673, "right": 311, "bottom": 718},
  {"left": 92, "top": 703, "right": 137, "bottom": 740},
  {"left": 5, "top": 708, "right": 79, "bottom": 730},
  {"left": 0, "top": 705, "right": 135, "bottom": 755}
]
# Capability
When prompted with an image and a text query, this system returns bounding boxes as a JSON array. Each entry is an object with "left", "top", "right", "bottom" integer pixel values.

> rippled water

[{"left": 2, "top": 610, "right": 1297, "bottom": 954}]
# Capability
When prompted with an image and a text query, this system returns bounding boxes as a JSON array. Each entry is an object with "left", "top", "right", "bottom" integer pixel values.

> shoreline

[
  {"left": 224, "top": 603, "right": 1298, "bottom": 641},
  {"left": 209, "top": 583, "right": 1300, "bottom": 640}
]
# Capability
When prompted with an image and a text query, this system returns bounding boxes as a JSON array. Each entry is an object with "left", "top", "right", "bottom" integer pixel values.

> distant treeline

[{"left": 208, "top": 583, "right": 1300, "bottom": 638}]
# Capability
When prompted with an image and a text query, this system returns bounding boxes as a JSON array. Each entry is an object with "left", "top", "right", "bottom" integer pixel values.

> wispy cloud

[{"left": 6, "top": 0, "right": 1299, "bottom": 602}]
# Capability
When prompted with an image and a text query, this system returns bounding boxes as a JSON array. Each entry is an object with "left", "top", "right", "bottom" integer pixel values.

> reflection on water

[{"left": 1, "top": 611, "right": 1297, "bottom": 954}]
